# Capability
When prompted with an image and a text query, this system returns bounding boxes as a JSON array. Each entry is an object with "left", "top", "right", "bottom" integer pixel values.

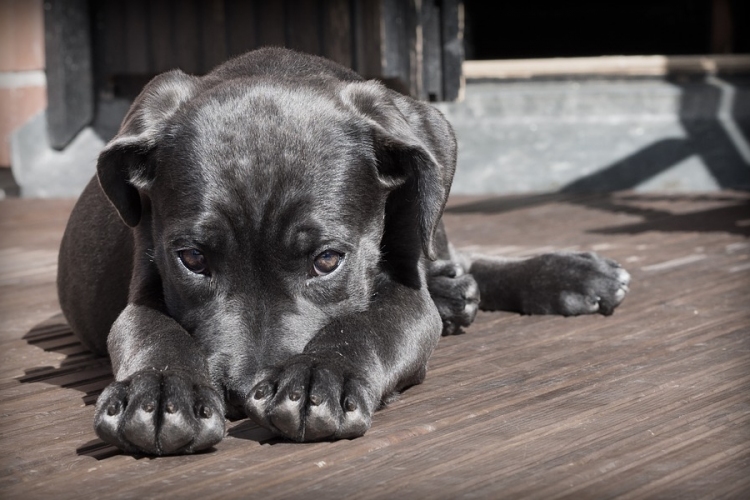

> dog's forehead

[
  {"left": 187, "top": 80, "right": 360, "bottom": 158},
  {"left": 155, "top": 80, "right": 383, "bottom": 244},
  {"left": 169, "top": 81, "right": 372, "bottom": 187}
]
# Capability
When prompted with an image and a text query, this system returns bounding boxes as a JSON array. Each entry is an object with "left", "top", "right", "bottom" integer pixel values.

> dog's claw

[
  {"left": 254, "top": 383, "right": 271, "bottom": 400},
  {"left": 344, "top": 398, "right": 357, "bottom": 412}
]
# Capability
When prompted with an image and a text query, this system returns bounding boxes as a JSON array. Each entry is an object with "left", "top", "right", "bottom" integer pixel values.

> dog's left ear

[{"left": 341, "top": 81, "right": 457, "bottom": 260}]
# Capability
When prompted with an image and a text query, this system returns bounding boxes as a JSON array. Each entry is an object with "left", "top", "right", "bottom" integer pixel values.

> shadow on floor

[
  {"left": 447, "top": 193, "right": 750, "bottom": 238},
  {"left": 574, "top": 195, "right": 750, "bottom": 237},
  {"left": 19, "top": 313, "right": 112, "bottom": 406},
  {"left": 18, "top": 312, "right": 277, "bottom": 459},
  {"left": 447, "top": 76, "right": 750, "bottom": 234},
  {"left": 17, "top": 313, "right": 122, "bottom": 459},
  {"left": 561, "top": 76, "right": 750, "bottom": 193}
]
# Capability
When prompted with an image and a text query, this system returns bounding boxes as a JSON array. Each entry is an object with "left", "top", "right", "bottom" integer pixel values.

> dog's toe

[
  {"left": 245, "top": 356, "right": 374, "bottom": 442},
  {"left": 616, "top": 267, "right": 631, "bottom": 287},
  {"left": 94, "top": 381, "right": 131, "bottom": 451},
  {"left": 304, "top": 403, "right": 339, "bottom": 441},
  {"left": 428, "top": 270, "right": 481, "bottom": 335},
  {"left": 517, "top": 252, "right": 631, "bottom": 316},
  {"left": 94, "top": 370, "right": 226, "bottom": 455}
]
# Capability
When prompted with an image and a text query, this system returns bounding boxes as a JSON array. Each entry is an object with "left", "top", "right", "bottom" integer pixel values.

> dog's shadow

[
  {"left": 19, "top": 313, "right": 121, "bottom": 458},
  {"left": 20, "top": 313, "right": 112, "bottom": 406},
  {"left": 19, "top": 313, "right": 276, "bottom": 459}
]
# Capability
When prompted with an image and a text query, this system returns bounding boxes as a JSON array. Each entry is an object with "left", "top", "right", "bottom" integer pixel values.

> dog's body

[{"left": 58, "top": 48, "right": 630, "bottom": 455}]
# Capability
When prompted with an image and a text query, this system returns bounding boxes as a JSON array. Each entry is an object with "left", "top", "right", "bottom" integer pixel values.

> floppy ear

[
  {"left": 341, "top": 81, "right": 457, "bottom": 260},
  {"left": 97, "top": 70, "right": 199, "bottom": 227}
]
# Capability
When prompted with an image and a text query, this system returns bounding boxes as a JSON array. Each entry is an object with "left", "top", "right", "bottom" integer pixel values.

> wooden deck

[{"left": 1, "top": 192, "right": 749, "bottom": 499}]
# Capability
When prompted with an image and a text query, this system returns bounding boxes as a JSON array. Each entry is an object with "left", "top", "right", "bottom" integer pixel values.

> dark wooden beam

[
  {"left": 353, "top": 0, "right": 382, "bottom": 79},
  {"left": 422, "top": 0, "right": 443, "bottom": 101},
  {"left": 44, "top": 0, "right": 94, "bottom": 150},
  {"left": 441, "top": 0, "right": 464, "bottom": 101}
]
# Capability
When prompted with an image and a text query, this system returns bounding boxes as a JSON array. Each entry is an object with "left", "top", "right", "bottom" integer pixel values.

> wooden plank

[
  {"left": 173, "top": 0, "right": 201, "bottom": 74},
  {"left": 440, "top": 0, "right": 464, "bottom": 101},
  {"left": 322, "top": 0, "right": 352, "bottom": 68},
  {"left": 421, "top": 0, "right": 442, "bottom": 101},
  {"left": 463, "top": 54, "right": 750, "bottom": 80},
  {"left": 91, "top": 0, "right": 125, "bottom": 96},
  {"left": 226, "top": 0, "right": 259, "bottom": 57},
  {"left": 201, "top": 0, "right": 228, "bottom": 71},
  {"left": 43, "top": 0, "right": 94, "bottom": 149},
  {"left": 147, "top": 0, "right": 175, "bottom": 73},
  {"left": 285, "top": 0, "right": 322, "bottom": 55},
  {"left": 380, "top": 0, "right": 417, "bottom": 96},
  {"left": 257, "top": 0, "right": 286, "bottom": 47},
  {"left": 1, "top": 193, "right": 749, "bottom": 498},
  {"left": 353, "top": 0, "right": 382, "bottom": 79},
  {"left": 122, "top": 0, "right": 150, "bottom": 74}
]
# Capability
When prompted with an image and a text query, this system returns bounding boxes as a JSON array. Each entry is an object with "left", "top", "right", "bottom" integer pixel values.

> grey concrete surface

[
  {"left": 436, "top": 76, "right": 750, "bottom": 194},
  {"left": 9, "top": 97, "right": 130, "bottom": 198},
  {"left": 9, "top": 76, "right": 750, "bottom": 198},
  {"left": 11, "top": 112, "right": 103, "bottom": 198}
]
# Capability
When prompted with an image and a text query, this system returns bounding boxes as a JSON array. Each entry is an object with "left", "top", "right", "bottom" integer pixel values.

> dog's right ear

[
  {"left": 340, "top": 81, "right": 457, "bottom": 261},
  {"left": 97, "top": 70, "right": 199, "bottom": 227}
]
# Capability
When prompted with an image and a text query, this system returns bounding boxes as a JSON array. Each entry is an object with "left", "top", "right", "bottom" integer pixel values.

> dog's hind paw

[
  {"left": 516, "top": 252, "right": 631, "bottom": 316},
  {"left": 427, "top": 260, "right": 480, "bottom": 335},
  {"left": 94, "top": 370, "right": 225, "bottom": 455},
  {"left": 245, "top": 354, "right": 374, "bottom": 442}
]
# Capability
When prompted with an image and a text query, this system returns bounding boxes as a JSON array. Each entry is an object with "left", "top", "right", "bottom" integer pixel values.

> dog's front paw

[
  {"left": 521, "top": 252, "right": 631, "bottom": 316},
  {"left": 428, "top": 260, "right": 480, "bottom": 335},
  {"left": 245, "top": 354, "right": 375, "bottom": 442},
  {"left": 94, "top": 370, "right": 225, "bottom": 455}
]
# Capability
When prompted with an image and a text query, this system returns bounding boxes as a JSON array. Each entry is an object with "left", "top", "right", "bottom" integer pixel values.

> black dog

[{"left": 57, "top": 48, "right": 630, "bottom": 455}]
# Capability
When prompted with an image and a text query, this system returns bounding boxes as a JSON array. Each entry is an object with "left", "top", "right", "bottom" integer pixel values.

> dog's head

[{"left": 96, "top": 63, "right": 456, "bottom": 408}]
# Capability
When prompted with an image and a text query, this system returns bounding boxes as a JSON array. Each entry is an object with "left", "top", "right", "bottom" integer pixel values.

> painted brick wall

[{"left": 0, "top": 0, "right": 47, "bottom": 168}]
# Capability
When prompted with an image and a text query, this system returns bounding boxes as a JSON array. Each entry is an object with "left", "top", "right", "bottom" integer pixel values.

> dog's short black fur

[{"left": 57, "top": 48, "right": 630, "bottom": 455}]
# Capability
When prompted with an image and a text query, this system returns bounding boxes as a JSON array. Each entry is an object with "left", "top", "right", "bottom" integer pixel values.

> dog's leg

[
  {"left": 426, "top": 220, "right": 629, "bottom": 320},
  {"left": 59, "top": 179, "right": 226, "bottom": 455},
  {"left": 425, "top": 221, "right": 480, "bottom": 335},
  {"left": 244, "top": 281, "right": 441, "bottom": 442},
  {"left": 463, "top": 250, "right": 631, "bottom": 316},
  {"left": 58, "top": 177, "right": 132, "bottom": 355},
  {"left": 92, "top": 235, "right": 226, "bottom": 455},
  {"left": 427, "top": 258, "right": 480, "bottom": 335},
  {"left": 93, "top": 305, "right": 226, "bottom": 455}
]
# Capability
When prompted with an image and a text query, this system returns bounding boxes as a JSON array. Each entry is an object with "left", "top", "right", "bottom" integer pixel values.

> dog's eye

[
  {"left": 178, "top": 249, "right": 209, "bottom": 275},
  {"left": 312, "top": 250, "right": 343, "bottom": 276}
]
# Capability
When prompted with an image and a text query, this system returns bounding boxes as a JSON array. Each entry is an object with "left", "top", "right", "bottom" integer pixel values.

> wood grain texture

[
  {"left": 285, "top": 0, "right": 322, "bottom": 56},
  {"left": 225, "top": 0, "right": 259, "bottom": 58},
  {"left": 322, "top": 0, "right": 352, "bottom": 68},
  {"left": 1, "top": 192, "right": 748, "bottom": 499},
  {"left": 353, "top": 0, "right": 382, "bottom": 80}
]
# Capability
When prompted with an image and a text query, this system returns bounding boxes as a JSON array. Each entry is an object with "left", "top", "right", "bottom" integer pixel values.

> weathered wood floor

[{"left": 1, "top": 192, "right": 749, "bottom": 499}]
